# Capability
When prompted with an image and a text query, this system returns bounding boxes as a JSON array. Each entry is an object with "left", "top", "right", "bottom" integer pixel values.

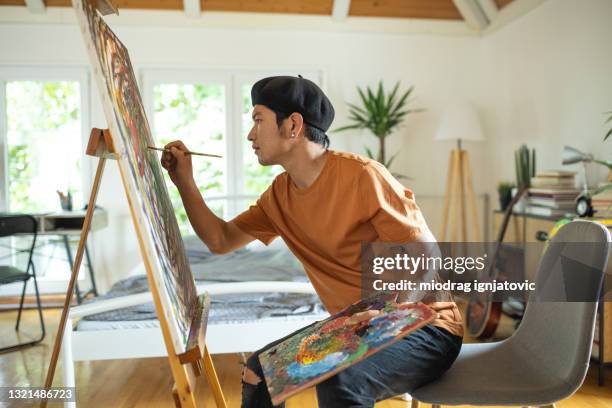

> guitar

[{"left": 466, "top": 184, "right": 528, "bottom": 339}]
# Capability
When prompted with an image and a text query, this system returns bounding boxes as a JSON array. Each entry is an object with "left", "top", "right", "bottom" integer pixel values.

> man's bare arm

[
  {"left": 160, "top": 140, "right": 254, "bottom": 254},
  {"left": 176, "top": 180, "right": 254, "bottom": 254}
]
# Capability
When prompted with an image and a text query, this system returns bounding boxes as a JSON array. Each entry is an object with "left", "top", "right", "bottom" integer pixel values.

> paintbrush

[{"left": 147, "top": 146, "right": 222, "bottom": 158}]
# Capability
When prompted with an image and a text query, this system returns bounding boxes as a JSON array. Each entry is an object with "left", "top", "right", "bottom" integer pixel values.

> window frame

[{"left": 141, "top": 69, "right": 235, "bottom": 213}]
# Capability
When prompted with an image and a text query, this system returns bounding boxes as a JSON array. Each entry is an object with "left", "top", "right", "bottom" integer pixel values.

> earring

[{"left": 291, "top": 132, "right": 295, "bottom": 138}]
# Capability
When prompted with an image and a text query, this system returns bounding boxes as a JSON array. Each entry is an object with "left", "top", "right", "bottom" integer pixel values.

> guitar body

[
  {"left": 466, "top": 185, "right": 528, "bottom": 339},
  {"left": 466, "top": 293, "right": 502, "bottom": 339}
]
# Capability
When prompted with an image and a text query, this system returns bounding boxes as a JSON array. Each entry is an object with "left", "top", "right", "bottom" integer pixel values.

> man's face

[{"left": 247, "top": 104, "right": 292, "bottom": 165}]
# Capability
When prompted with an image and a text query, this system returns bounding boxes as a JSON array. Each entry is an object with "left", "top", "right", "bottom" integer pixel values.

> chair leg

[
  {"left": 410, "top": 399, "right": 419, "bottom": 408},
  {"left": 15, "top": 279, "right": 28, "bottom": 331},
  {"left": 31, "top": 263, "right": 46, "bottom": 342},
  {"left": 0, "top": 275, "right": 45, "bottom": 353}
]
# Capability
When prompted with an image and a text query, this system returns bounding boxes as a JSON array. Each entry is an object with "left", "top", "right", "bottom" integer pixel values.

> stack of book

[
  {"left": 526, "top": 171, "right": 579, "bottom": 217},
  {"left": 592, "top": 187, "right": 612, "bottom": 218}
]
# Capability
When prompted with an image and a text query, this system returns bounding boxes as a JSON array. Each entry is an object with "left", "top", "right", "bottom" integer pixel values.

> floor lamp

[{"left": 436, "top": 101, "right": 484, "bottom": 242}]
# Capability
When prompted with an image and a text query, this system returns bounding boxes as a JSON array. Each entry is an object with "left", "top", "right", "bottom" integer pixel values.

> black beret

[{"left": 251, "top": 75, "right": 335, "bottom": 133}]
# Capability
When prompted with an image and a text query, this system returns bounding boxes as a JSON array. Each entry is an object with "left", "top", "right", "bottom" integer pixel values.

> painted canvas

[
  {"left": 73, "top": 0, "right": 201, "bottom": 352},
  {"left": 258, "top": 293, "right": 436, "bottom": 405}
]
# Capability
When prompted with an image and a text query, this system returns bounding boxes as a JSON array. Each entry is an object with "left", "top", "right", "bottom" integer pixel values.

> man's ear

[{"left": 288, "top": 112, "right": 305, "bottom": 138}]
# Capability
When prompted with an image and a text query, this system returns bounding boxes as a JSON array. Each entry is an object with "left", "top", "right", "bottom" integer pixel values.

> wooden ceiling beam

[
  {"left": 24, "top": 0, "right": 45, "bottom": 13},
  {"left": 348, "top": 0, "right": 463, "bottom": 20},
  {"left": 452, "top": 0, "right": 488, "bottom": 30},
  {"left": 200, "top": 0, "right": 332, "bottom": 15},
  {"left": 331, "top": 0, "right": 350, "bottom": 21}
]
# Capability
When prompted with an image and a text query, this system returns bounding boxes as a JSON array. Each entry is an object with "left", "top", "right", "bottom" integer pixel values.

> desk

[
  {"left": 35, "top": 210, "right": 108, "bottom": 236},
  {"left": 35, "top": 210, "right": 108, "bottom": 303}
]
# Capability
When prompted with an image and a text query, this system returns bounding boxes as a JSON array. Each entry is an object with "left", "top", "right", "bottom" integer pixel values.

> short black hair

[{"left": 273, "top": 109, "right": 330, "bottom": 149}]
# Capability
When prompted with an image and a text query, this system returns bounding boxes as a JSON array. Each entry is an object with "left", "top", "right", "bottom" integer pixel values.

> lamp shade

[
  {"left": 562, "top": 145, "right": 593, "bottom": 165},
  {"left": 435, "top": 101, "right": 484, "bottom": 142}
]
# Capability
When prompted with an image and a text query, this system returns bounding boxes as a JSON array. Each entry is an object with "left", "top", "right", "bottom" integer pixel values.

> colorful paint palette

[{"left": 258, "top": 293, "right": 436, "bottom": 405}]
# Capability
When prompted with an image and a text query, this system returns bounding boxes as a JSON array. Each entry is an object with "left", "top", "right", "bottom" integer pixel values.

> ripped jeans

[{"left": 241, "top": 323, "right": 462, "bottom": 408}]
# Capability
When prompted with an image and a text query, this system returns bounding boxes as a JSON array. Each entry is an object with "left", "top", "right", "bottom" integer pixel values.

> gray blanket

[
  {"left": 183, "top": 236, "right": 308, "bottom": 283},
  {"left": 83, "top": 238, "right": 324, "bottom": 322}
]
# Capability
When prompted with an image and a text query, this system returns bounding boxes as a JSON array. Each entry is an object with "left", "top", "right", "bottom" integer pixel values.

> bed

[{"left": 61, "top": 236, "right": 328, "bottom": 406}]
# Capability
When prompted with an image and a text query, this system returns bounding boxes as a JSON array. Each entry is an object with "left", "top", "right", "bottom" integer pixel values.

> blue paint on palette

[{"left": 287, "top": 352, "right": 347, "bottom": 380}]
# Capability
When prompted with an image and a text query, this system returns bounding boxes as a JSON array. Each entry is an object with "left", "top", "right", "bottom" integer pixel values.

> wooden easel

[
  {"left": 41, "top": 128, "right": 227, "bottom": 408},
  {"left": 439, "top": 146, "right": 481, "bottom": 242}
]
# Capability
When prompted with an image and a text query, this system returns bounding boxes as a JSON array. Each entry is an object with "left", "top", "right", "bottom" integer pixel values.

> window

[
  {"left": 152, "top": 82, "right": 227, "bottom": 234},
  {"left": 0, "top": 67, "right": 90, "bottom": 214},
  {"left": 5, "top": 81, "right": 83, "bottom": 212},
  {"left": 142, "top": 70, "right": 321, "bottom": 233},
  {"left": 0, "top": 67, "right": 90, "bottom": 295},
  {"left": 240, "top": 83, "right": 283, "bottom": 195}
]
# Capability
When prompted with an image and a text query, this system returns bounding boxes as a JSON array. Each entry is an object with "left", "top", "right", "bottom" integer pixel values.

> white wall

[
  {"left": 479, "top": 0, "right": 612, "bottom": 202},
  {"left": 0, "top": 0, "right": 610, "bottom": 291}
]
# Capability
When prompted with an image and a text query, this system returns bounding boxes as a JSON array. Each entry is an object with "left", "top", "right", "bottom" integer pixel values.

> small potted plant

[{"left": 497, "top": 182, "right": 515, "bottom": 211}]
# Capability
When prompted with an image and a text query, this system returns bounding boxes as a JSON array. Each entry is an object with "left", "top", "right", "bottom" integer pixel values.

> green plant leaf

[
  {"left": 386, "top": 82, "right": 400, "bottom": 116},
  {"left": 592, "top": 183, "right": 612, "bottom": 196},
  {"left": 515, "top": 150, "right": 520, "bottom": 186},
  {"left": 392, "top": 172, "right": 413, "bottom": 181},
  {"left": 403, "top": 108, "right": 426, "bottom": 114},
  {"left": 390, "top": 87, "right": 412, "bottom": 117},
  {"left": 364, "top": 146, "right": 374, "bottom": 159},
  {"left": 347, "top": 110, "right": 368, "bottom": 125},
  {"left": 357, "top": 87, "right": 374, "bottom": 116},
  {"left": 366, "top": 86, "right": 378, "bottom": 118},
  {"left": 333, "top": 124, "right": 364, "bottom": 133},
  {"left": 593, "top": 159, "right": 612, "bottom": 170},
  {"left": 347, "top": 102, "right": 367, "bottom": 116},
  {"left": 605, "top": 110, "right": 612, "bottom": 141},
  {"left": 385, "top": 152, "right": 399, "bottom": 168},
  {"left": 377, "top": 81, "right": 387, "bottom": 120}
]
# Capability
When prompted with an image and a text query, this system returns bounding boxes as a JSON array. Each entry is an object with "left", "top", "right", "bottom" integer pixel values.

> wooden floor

[{"left": 2, "top": 308, "right": 612, "bottom": 407}]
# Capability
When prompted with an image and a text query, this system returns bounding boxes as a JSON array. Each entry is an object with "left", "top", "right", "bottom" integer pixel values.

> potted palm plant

[{"left": 334, "top": 81, "right": 424, "bottom": 179}]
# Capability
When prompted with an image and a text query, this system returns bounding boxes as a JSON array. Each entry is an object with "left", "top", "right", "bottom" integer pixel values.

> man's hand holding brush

[{"left": 159, "top": 140, "right": 196, "bottom": 190}]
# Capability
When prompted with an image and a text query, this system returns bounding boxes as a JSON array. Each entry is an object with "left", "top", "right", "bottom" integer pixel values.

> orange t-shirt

[{"left": 233, "top": 150, "right": 464, "bottom": 337}]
